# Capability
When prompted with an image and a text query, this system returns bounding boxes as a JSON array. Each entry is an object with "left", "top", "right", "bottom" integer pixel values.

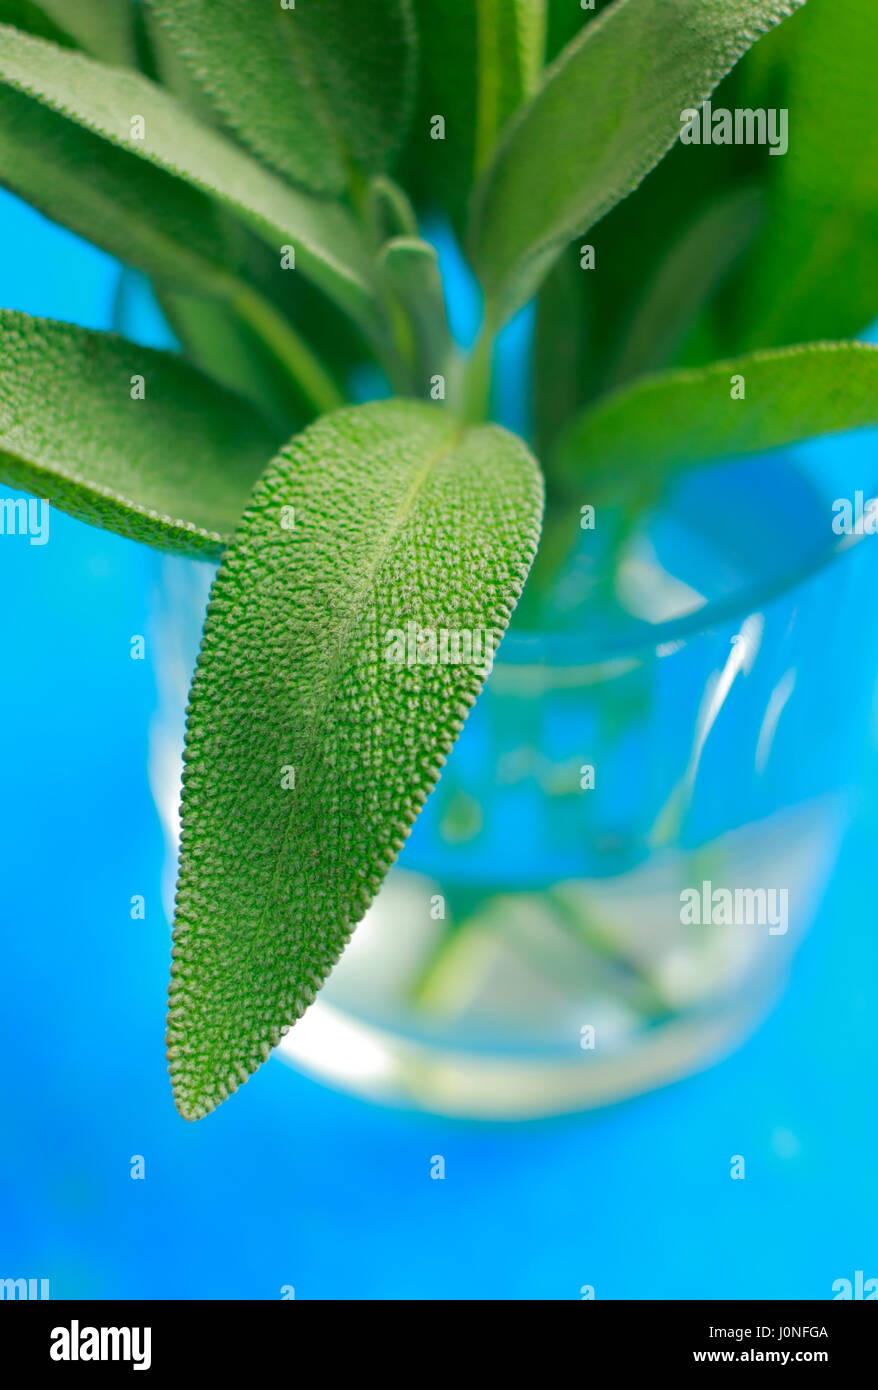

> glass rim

[{"left": 497, "top": 524, "right": 871, "bottom": 674}]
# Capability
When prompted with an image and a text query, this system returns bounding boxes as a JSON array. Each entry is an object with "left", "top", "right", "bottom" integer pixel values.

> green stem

[
  {"left": 230, "top": 281, "right": 345, "bottom": 417},
  {"left": 381, "top": 286, "right": 419, "bottom": 395},
  {"left": 462, "top": 320, "right": 494, "bottom": 423},
  {"left": 474, "top": 0, "right": 502, "bottom": 176}
]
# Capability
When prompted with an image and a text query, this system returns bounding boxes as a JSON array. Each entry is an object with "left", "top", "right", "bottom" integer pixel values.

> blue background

[{"left": 1, "top": 189, "right": 876, "bottom": 1300}]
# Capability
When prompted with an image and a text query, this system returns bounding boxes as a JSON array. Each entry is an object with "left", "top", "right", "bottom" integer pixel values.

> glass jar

[{"left": 149, "top": 433, "right": 878, "bottom": 1119}]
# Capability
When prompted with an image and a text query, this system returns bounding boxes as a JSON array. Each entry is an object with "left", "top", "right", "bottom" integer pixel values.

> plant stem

[
  {"left": 230, "top": 280, "right": 345, "bottom": 417},
  {"left": 462, "top": 320, "right": 494, "bottom": 423}
]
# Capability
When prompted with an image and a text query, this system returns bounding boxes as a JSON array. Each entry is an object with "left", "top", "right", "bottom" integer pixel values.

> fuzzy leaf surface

[
  {"left": 167, "top": 400, "right": 544, "bottom": 1118},
  {"left": 0, "top": 24, "right": 381, "bottom": 333},
  {"left": 148, "top": 0, "right": 417, "bottom": 195},
  {"left": 0, "top": 310, "right": 276, "bottom": 554},
  {"left": 469, "top": 0, "right": 806, "bottom": 323}
]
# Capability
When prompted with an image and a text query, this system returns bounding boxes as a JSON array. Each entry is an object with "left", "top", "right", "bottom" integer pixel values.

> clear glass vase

[{"left": 149, "top": 438, "right": 878, "bottom": 1119}]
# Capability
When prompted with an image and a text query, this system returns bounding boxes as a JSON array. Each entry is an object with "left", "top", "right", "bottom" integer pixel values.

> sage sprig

[{"left": 0, "top": 0, "right": 874, "bottom": 1116}]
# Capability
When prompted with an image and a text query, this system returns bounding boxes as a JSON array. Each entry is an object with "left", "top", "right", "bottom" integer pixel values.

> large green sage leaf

[
  {"left": 469, "top": 0, "right": 806, "bottom": 324},
  {"left": 167, "top": 400, "right": 544, "bottom": 1118},
  {"left": 556, "top": 342, "right": 878, "bottom": 493},
  {"left": 0, "top": 310, "right": 276, "bottom": 555},
  {"left": 148, "top": 0, "right": 417, "bottom": 196},
  {"left": 0, "top": 24, "right": 382, "bottom": 335},
  {"left": 0, "top": 81, "right": 234, "bottom": 297},
  {"left": 0, "top": 82, "right": 347, "bottom": 420}
]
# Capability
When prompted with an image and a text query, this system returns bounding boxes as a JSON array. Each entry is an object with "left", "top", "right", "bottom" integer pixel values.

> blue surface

[{"left": 1, "top": 192, "right": 877, "bottom": 1300}]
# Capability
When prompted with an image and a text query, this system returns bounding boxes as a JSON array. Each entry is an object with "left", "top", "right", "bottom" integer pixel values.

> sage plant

[{"left": 0, "top": 0, "right": 875, "bottom": 1117}]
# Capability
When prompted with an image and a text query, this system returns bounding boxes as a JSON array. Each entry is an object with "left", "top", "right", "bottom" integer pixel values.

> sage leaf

[
  {"left": 0, "top": 24, "right": 382, "bottom": 336},
  {"left": 0, "top": 1, "right": 74, "bottom": 49},
  {"left": 0, "top": 81, "right": 345, "bottom": 417},
  {"left": 548, "top": 53, "right": 785, "bottom": 416},
  {"left": 0, "top": 80, "right": 237, "bottom": 296},
  {"left": 148, "top": 0, "right": 417, "bottom": 196},
  {"left": 469, "top": 0, "right": 806, "bottom": 324},
  {"left": 556, "top": 342, "right": 878, "bottom": 494},
  {"left": 735, "top": 0, "right": 878, "bottom": 347},
  {"left": 0, "top": 310, "right": 276, "bottom": 555},
  {"left": 167, "top": 400, "right": 544, "bottom": 1118},
  {"left": 0, "top": 0, "right": 137, "bottom": 64}
]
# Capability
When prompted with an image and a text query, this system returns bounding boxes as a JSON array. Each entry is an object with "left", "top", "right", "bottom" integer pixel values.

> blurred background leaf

[
  {"left": 532, "top": 0, "right": 877, "bottom": 459},
  {"left": 400, "top": 0, "right": 546, "bottom": 241},
  {"left": 0, "top": 0, "right": 138, "bottom": 64},
  {"left": 0, "top": 308, "right": 276, "bottom": 553},
  {"left": 556, "top": 342, "right": 878, "bottom": 495},
  {"left": 730, "top": 0, "right": 878, "bottom": 348},
  {"left": 0, "top": 25, "right": 383, "bottom": 335},
  {"left": 148, "top": 0, "right": 418, "bottom": 197},
  {"left": 468, "top": 0, "right": 803, "bottom": 326}
]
